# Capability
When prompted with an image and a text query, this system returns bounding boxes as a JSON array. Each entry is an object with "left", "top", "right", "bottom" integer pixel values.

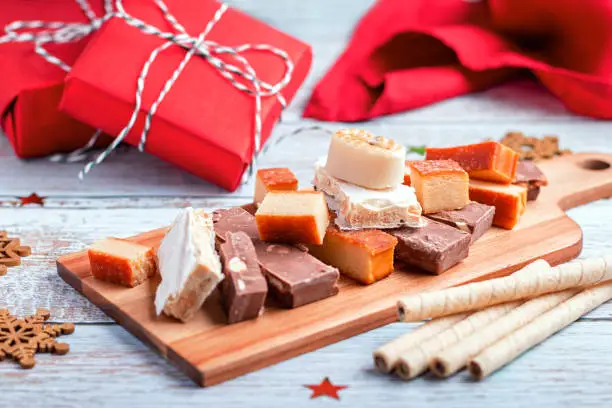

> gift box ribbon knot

[
  {"left": 0, "top": 0, "right": 114, "bottom": 73},
  {"left": 80, "top": 0, "right": 296, "bottom": 184}
]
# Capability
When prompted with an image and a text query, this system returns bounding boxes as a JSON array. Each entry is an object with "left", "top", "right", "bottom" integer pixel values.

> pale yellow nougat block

[
  {"left": 409, "top": 160, "right": 469, "bottom": 214},
  {"left": 256, "top": 191, "right": 329, "bottom": 245},
  {"left": 325, "top": 129, "right": 406, "bottom": 189}
]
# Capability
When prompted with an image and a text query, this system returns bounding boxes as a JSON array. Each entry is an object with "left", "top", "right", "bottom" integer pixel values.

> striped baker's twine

[
  {"left": 0, "top": 0, "right": 113, "bottom": 73},
  {"left": 79, "top": 0, "right": 295, "bottom": 185}
]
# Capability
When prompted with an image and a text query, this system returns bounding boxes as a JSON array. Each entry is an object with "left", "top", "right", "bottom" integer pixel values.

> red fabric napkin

[{"left": 304, "top": 0, "right": 612, "bottom": 121}]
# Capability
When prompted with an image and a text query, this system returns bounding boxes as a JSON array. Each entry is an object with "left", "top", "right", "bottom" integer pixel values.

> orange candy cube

[
  {"left": 426, "top": 141, "right": 519, "bottom": 184},
  {"left": 469, "top": 180, "right": 527, "bottom": 229}
]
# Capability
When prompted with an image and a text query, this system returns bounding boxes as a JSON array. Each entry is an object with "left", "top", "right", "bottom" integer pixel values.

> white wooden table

[{"left": 2, "top": 1, "right": 612, "bottom": 406}]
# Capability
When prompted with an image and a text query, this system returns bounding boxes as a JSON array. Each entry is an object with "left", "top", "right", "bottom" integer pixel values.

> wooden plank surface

[
  {"left": 2, "top": 0, "right": 612, "bottom": 403},
  {"left": 56, "top": 153, "right": 612, "bottom": 386}
]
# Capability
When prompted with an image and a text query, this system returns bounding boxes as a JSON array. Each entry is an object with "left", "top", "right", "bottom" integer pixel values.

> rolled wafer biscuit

[
  {"left": 468, "top": 281, "right": 612, "bottom": 379},
  {"left": 397, "top": 257, "right": 612, "bottom": 321},
  {"left": 375, "top": 260, "right": 537, "bottom": 374},
  {"left": 394, "top": 301, "right": 521, "bottom": 380},
  {"left": 372, "top": 313, "right": 470, "bottom": 373},
  {"left": 430, "top": 288, "right": 579, "bottom": 378}
]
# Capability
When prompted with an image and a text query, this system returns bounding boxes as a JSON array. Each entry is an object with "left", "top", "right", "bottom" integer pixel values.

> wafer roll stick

[
  {"left": 398, "top": 257, "right": 612, "bottom": 322},
  {"left": 372, "top": 313, "right": 470, "bottom": 373},
  {"left": 394, "top": 301, "right": 521, "bottom": 380},
  {"left": 374, "top": 259, "right": 539, "bottom": 374},
  {"left": 430, "top": 288, "right": 578, "bottom": 378},
  {"left": 469, "top": 281, "right": 612, "bottom": 380}
]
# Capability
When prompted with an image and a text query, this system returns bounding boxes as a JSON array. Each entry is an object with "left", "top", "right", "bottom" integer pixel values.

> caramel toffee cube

[
  {"left": 469, "top": 180, "right": 527, "bottom": 230},
  {"left": 426, "top": 141, "right": 519, "bottom": 184},
  {"left": 254, "top": 168, "right": 298, "bottom": 205},
  {"left": 88, "top": 238, "right": 157, "bottom": 287},
  {"left": 307, "top": 227, "right": 398, "bottom": 285},
  {"left": 409, "top": 160, "right": 469, "bottom": 214},
  {"left": 256, "top": 191, "right": 330, "bottom": 245}
]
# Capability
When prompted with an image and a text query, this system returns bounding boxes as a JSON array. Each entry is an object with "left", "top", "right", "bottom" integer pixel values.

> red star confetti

[
  {"left": 304, "top": 377, "right": 348, "bottom": 400},
  {"left": 17, "top": 193, "right": 45, "bottom": 207}
]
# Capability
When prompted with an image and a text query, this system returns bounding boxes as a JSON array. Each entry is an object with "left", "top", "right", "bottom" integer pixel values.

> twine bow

[
  {"left": 80, "top": 0, "right": 295, "bottom": 185},
  {"left": 0, "top": 0, "right": 113, "bottom": 73}
]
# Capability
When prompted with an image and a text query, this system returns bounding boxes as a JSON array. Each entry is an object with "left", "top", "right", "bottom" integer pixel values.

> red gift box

[
  {"left": 0, "top": 0, "right": 110, "bottom": 158},
  {"left": 61, "top": 0, "right": 312, "bottom": 191}
]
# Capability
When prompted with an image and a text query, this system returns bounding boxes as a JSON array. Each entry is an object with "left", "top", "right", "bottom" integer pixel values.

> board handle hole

[{"left": 579, "top": 159, "right": 610, "bottom": 171}]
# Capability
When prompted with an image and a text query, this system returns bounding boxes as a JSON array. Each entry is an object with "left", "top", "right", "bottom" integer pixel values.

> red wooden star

[
  {"left": 304, "top": 377, "right": 348, "bottom": 400},
  {"left": 17, "top": 193, "right": 45, "bottom": 207}
]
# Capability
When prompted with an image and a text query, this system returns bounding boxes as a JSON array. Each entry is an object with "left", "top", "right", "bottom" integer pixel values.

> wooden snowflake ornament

[
  {"left": 0, "top": 231, "right": 32, "bottom": 273},
  {"left": 0, "top": 309, "right": 75, "bottom": 369}
]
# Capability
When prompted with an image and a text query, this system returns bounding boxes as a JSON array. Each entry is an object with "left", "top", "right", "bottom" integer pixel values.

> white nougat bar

[
  {"left": 155, "top": 207, "right": 223, "bottom": 322},
  {"left": 314, "top": 158, "right": 423, "bottom": 230}
]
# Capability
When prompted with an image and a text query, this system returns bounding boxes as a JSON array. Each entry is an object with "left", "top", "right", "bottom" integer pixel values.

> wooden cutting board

[{"left": 57, "top": 153, "right": 612, "bottom": 387}]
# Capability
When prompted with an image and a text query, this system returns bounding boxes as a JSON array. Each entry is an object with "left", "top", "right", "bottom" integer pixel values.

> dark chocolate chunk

[
  {"left": 514, "top": 161, "right": 548, "bottom": 201},
  {"left": 390, "top": 220, "right": 470, "bottom": 275},
  {"left": 426, "top": 202, "right": 495, "bottom": 243},
  {"left": 218, "top": 231, "right": 267, "bottom": 324},
  {"left": 213, "top": 208, "right": 340, "bottom": 308}
]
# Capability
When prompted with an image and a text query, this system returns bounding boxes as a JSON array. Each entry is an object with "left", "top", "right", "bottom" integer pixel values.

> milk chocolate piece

[
  {"left": 218, "top": 231, "right": 267, "bottom": 324},
  {"left": 426, "top": 202, "right": 495, "bottom": 244},
  {"left": 255, "top": 242, "right": 339, "bottom": 308},
  {"left": 213, "top": 208, "right": 340, "bottom": 308},
  {"left": 514, "top": 161, "right": 548, "bottom": 201},
  {"left": 390, "top": 220, "right": 471, "bottom": 275}
]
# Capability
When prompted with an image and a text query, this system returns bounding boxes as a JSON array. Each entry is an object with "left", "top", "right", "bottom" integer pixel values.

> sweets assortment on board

[
  {"left": 83, "top": 131, "right": 549, "bottom": 327},
  {"left": 76, "top": 126, "right": 612, "bottom": 384}
]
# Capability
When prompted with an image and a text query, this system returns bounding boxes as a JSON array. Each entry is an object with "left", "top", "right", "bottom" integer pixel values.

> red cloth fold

[{"left": 304, "top": 0, "right": 612, "bottom": 121}]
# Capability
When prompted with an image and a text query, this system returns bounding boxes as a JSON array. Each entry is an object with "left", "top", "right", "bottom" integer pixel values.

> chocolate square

[
  {"left": 390, "top": 220, "right": 471, "bottom": 274},
  {"left": 426, "top": 202, "right": 495, "bottom": 243}
]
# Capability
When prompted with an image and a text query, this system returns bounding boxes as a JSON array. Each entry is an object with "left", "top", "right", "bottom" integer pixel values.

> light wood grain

[
  {"left": 55, "top": 153, "right": 612, "bottom": 386},
  {"left": 1, "top": 322, "right": 612, "bottom": 407}
]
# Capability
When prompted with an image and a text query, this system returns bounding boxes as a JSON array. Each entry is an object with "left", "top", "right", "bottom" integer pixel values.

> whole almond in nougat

[
  {"left": 426, "top": 141, "right": 519, "bottom": 184},
  {"left": 254, "top": 168, "right": 298, "bottom": 205},
  {"left": 469, "top": 180, "right": 527, "bottom": 229},
  {"left": 325, "top": 129, "right": 406, "bottom": 189},
  {"left": 88, "top": 238, "right": 157, "bottom": 288},
  {"left": 409, "top": 159, "right": 470, "bottom": 214},
  {"left": 307, "top": 226, "right": 398, "bottom": 285},
  {"left": 256, "top": 191, "right": 329, "bottom": 245}
]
